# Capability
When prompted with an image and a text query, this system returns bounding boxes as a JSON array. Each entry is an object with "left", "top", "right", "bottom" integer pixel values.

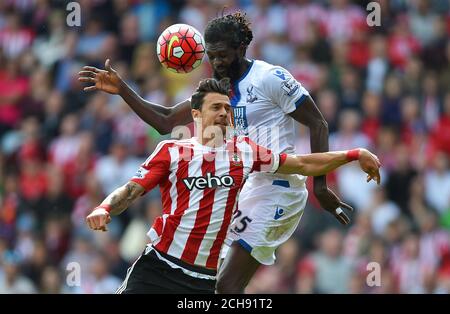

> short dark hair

[
  {"left": 204, "top": 11, "right": 253, "bottom": 53},
  {"left": 191, "top": 78, "right": 230, "bottom": 110}
]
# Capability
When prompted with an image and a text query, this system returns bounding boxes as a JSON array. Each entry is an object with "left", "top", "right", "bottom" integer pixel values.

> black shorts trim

[
  {"left": 153, "top": 247, "right": 217, "bottom": 277},
  {"left": 116, "top": 249, "right": 216, "bottom": 294}
]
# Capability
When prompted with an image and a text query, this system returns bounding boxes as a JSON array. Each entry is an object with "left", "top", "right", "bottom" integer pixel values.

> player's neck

[
  {"left": 232, "top": 58, "right": 252, "bottom": 83},
  {"left": 196, "top": 135, "right": 225, "bottom": 148},
  {"left": 194, "top": 127, "right": 226, "bottom": 148}
]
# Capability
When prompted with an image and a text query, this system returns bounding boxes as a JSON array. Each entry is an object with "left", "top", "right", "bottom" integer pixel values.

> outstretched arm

[
  {"left": 85, "top": 181, "right": 145, "bottom": 231},
  {"left": 79, "top": 59, "right": 193, "bottom": 134},
  {"left": 277, "top": 148, "right": 381, "bottom": 185},
  {"left": 289, "top": 96, "right": 355, "bottom": 224}
]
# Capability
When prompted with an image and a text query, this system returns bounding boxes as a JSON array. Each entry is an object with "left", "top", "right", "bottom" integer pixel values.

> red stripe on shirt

[
  {"left": 181, "top": 152, "right": 217, "bottom": 264},
  {"left": 156, "top": 145, "right": 194, "bottom": 253}
]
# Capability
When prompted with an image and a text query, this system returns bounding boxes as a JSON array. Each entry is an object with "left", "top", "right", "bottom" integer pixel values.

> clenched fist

[{"left": 86, "top": 205, "right": 112, "bottom": 232}]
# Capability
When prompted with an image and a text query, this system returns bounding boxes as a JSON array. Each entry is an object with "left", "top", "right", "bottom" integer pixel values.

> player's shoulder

[{"left": 252, "top": 60, "right": 294, "bottom": 86}]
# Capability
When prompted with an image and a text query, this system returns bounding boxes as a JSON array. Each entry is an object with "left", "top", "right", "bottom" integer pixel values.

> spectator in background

[
  {"left": 429, "top": 92, "right": 450, "bottom": 157},
  {"left": 291, "top": 46, "right": 321, "bottom": 93},
  {"left": 76, "top": 19, "right": 109, "bottom": 63},
  {"left": 48, "top": 113, "right": 82, "bottom": 168},
  {"left": 417, "top": 210, "right": 450, "bottom": 271},
  {"left": 179, "top": 0, "right": 211, "bottom": 34},
  {"left": 360, "top": 91, "right": 381, "bottom": 145},
  {"left": 316, "top": 89, "right": 339, "bottom": 133},
  {"left": 381, "top": 74, "right": 403, "bottom": 127},
  {"left": 80, "top": 252, "right": 121, "bottom": 294},
  {"left": 37, "top": 165, "right": 73, "bottom": 225},
  {"left": 338, "top": 67, "right": 362, "bottom": 111},
  {"left": 32, "top": 10, "right": 66, "bottom": 69},
  {"left": 0, "top": 250, "right": 36, "bottom": 293},
  {"left": 409, "top": 0, "right": 439, "bottom": 47},
  {"left": 247, "top": 238, "right": 300, "bottom": 293},
  {"left": 94, "top": 140, "right": 141, "bottom": 196},
  {"left": 0, "top": 57, "right": 29, "bottom": 136},
  {"left": 343, "top": 212, "right": 373, "bottom": 260},
  {"left": 366, "top": 35, "right": 389, "bottom": 94},
  {"left": 286, "top": 0, "right": 327, "bottom": 46},
  {"left": 39, "top": 266, "right": 63, "bottom": 294},
  {"left": 132, "top": 0, "right": 171, "bottom": 42},
  {"left": 79, "top": 93, "right": 114, "bottom": 155},
  {"left": 385, "top": 144, "right": 418, "bottom": 216},
  {"left": 367, "top": 187, "right": 401, "bottom": 236},
  {"left": 63, "top": 131, "right": 97, "bottom": 199},
  {"left": 421, "top": 71, "right": 441, "bottom": 130},
  {"left": 308, "top": 228, "right": 352, "bottom": 293},
  {"left": 41, "top": 90, "right": 64, "bottom": 143},
  {"left": 388, "top": 15, "right": 421, "bottom": 71},
  {"left": 118, "top": 12, "right": 140, "bottom": 65},
  {"left": 325, "top": 0, "right": 365, "bottom": 43},
  {"left": 0, "top": 12, "right": 34, "bottom": 59},
  {"left": 392, "top": 232, "right": 433, "bottom": 293},
  {"left": 424, "top": 152, "right": 450, "bottom": 215},
  {"left": 403, "top": 56, "right": 423, "bottom": 96}
]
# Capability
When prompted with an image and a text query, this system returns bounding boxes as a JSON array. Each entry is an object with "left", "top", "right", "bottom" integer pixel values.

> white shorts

[{"left": 221, "top": 173, "right": 308, "bottom": 265}]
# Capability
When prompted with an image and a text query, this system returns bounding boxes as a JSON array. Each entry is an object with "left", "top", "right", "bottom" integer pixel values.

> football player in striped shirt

[{"left": 86, "top": 78, "right": 381, "bottom": 294}]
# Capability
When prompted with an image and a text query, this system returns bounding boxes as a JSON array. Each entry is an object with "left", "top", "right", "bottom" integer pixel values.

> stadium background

[{"left": 0, "top": 0, "right": 449, "bottom": 294}]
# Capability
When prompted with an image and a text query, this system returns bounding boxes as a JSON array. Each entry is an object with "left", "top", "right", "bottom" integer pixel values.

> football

[{"left": 156, "top": 23, "right": 206, "bottom": 73}]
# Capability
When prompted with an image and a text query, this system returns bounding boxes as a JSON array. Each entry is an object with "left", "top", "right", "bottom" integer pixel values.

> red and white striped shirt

[{"left": 131, "top": 136, "right": 286, "bottom": 270}]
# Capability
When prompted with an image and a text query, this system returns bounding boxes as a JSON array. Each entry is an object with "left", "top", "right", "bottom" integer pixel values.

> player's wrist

[
  {"left": 346, "top": 149, "right": 361, "bottom": 161},
  {"left": 94, "top": 204, "right": 112, "bottom": 213},
  {"left": 117, "top": 79, "right": 128, "bottom": 96}
]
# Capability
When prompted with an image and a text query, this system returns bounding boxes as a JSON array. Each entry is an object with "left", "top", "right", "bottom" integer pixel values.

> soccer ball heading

[{"left": 157, "top": 24, "right": 206, "bottom": 73}]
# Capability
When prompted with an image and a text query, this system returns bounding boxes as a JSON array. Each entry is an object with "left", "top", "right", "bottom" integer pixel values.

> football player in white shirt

[{"left": 79, "top": 12, "right": 366, "bottom": 293}]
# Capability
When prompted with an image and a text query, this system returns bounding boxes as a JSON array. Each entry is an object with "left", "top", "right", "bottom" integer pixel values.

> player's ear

[
  {"left": 238, "top": 43, "right": 246, "bottom": 58},
  {"left": 192, "top": 109, "right": 201, "bottom": 121}
]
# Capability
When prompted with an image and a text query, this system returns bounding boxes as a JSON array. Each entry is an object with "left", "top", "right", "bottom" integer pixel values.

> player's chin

[
  {"left": 214, "top": 123, "right": 228, "bottom": 134},
  {"left": 213, "top": 69, "right": 229, "bottom": 79}
]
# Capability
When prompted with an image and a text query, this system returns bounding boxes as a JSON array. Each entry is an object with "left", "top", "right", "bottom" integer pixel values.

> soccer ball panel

[{"left": 172, "top": 46, "right": 184, "bottom": 58}]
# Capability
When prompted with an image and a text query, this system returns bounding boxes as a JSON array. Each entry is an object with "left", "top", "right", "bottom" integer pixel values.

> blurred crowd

[{"left": 0, "top": 0, "right": 449, "bottom": 294}]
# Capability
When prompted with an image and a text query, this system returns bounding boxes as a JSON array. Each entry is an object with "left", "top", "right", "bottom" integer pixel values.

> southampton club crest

[{"left": 232, "top": 153, "right": 242, "bottom": 166}]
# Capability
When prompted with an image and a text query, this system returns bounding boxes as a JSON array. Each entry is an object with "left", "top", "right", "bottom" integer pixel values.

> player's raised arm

[
  {"left": 78, "top": 59, "right": 193, "bottom": 134},
  {"left": 86, "top": 181, "right": 145, "bottom": 232},
  {"left": 277, "top": 148, "right": 381, "bottom": 184}
]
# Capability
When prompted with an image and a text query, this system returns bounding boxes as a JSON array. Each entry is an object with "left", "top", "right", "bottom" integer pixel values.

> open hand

[{"left": 78, "top": 59, "right": 122, "bottom": 95}]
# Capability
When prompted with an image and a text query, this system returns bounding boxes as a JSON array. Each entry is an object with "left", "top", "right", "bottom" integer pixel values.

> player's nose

[{"left": 218, "top": 106, "right": 227, "bottom": 117}]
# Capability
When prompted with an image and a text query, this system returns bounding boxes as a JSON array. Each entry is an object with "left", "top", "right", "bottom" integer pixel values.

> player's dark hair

[
  {"left": 191, "top": 78, "right": 230, "bottom": 110},
  {"left": 204, "top": 11, "right": 253, "bottom": 53}
]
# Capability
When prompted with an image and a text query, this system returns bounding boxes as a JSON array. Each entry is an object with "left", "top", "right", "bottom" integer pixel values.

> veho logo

[{"left": 183, "top": 173, "right": 234, "bottom": 190}]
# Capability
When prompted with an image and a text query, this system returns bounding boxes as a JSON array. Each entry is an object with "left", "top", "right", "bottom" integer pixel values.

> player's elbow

[
  {"left": 153, "top": 114, "right": 176, "bottom": 135},
  {"left": 316, "top": 118, "right": 328, "bottom": 131}
]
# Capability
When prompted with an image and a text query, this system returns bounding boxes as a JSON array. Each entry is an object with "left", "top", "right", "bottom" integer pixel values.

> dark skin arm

[
  {"left": 289, "top": 96, "right": 354, "bottom": 225},
  {"left": 78, "top": 59, "right": 192, "bottom": 134}
]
